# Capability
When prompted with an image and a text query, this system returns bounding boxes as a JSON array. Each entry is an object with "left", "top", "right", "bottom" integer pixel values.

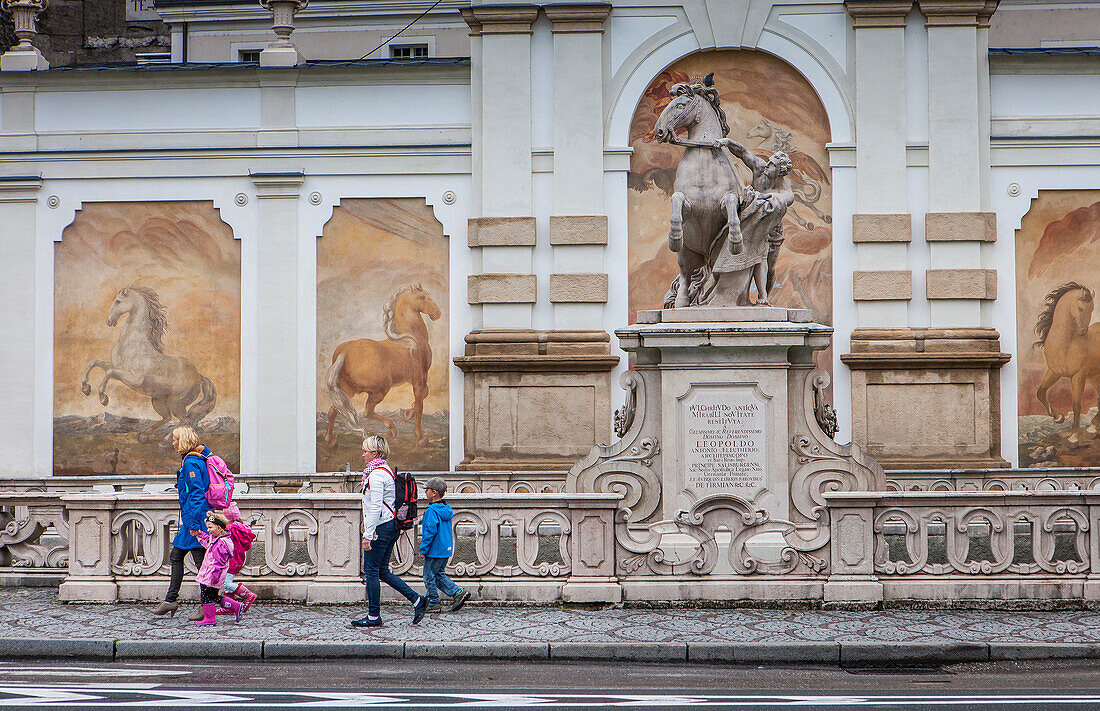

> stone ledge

[
  {"left": 543, "top": 4, "right": 612, "bottom": 33},
  {"left": 840, "top": 641, "right": 988, "bottom": 666},
  {"left": 926, "top": 268, "right": 996, "bottom": 300},
  {"left": 462, "top": 5, "right": 540, "bottom": 35},
  {"left": 917, "top": 0, "right": 991, "bottom": 27},
  {"left": 852, "top": 213, "right": 912, "bottom": 242},
  {"left": 115, "top": 639, "right": 263, "bottom": 659},
  {"left": 467, "top": 274, "right": 537, "bottom": 304},
  {"left": 468, "top": 216, "right": 537, "bottom": 247},
  {"left": 549, "top": 215, "right": 608, "bottom": 245},
  {"left": 853, "top": 270, "right": 912, "bottom": 301},
  {"left": 845, "top": 0, "right": 914, "bottom": 28},
  {"left": 549, "top": 273, "right": 609, "bottom": 303},
  {"left": 925, "top": 211, "right": 997, "bottom": 242},
  {"left": 0, "top": 637, "right": 113, "bottom": 659},
  {"left": 264, "top": 641, "right": 403, "bottom": 659}
]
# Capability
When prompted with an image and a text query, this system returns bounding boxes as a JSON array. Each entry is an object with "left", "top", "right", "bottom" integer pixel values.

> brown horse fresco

[{"left": 324, "top": 285, "right": 441, "bottom": 448}]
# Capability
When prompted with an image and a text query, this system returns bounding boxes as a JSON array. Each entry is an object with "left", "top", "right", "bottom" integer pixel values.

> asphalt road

[{"left": 1, "top": 659, "right": 1099, "bottom": 710}]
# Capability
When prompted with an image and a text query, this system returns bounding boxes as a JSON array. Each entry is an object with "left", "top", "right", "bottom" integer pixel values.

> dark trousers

[
  {"left": 423, "top": 556, "right": 462, "bottom": 604},
  {"left": 165, "top": 546, "right": 205, "bottom": 603},
  {"left": 363, "top": 519, "right": 419, "bottom": 617},
  {"left": 199, "top": 584, "right": 220, "bottom": 605}
]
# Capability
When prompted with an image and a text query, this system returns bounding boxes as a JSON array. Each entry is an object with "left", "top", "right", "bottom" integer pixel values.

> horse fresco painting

[
  {"left": 626, "top": 49, "right": 832, "bottom": 359},
  {"left": 317, "top": 198, "right": 449, "bottom": 472},
  {"left": 54, "top": 202, "right": 241, "bottom": 475},
  {"left": 1017, "top": 190, "right": 1100, "bottom": 467}
]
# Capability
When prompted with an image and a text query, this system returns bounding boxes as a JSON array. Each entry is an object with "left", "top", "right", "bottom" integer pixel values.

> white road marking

[{"left": 0, "top": 688, "right": 1098, "bottom": 707}]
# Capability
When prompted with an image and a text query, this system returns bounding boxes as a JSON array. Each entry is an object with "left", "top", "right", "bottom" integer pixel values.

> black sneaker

[
  {"left": 426, "top": 602, "right": 443, "bottom": 614},
  {"left": 451, "top": 588, "right": 471, "bottom": 612},
  {"left": 351, "top": 615, "right": 382, "bottom": 628},
  {"left": 412, "top": 596, "right": 427, "bottom": 625}
]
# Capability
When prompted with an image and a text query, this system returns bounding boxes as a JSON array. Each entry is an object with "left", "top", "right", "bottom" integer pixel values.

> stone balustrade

[
  {"left": 48, "top": 491, "right": 619, "bottom": 604},
  {"left": 886, "top": 468, "right": 1100, "bottom": 493},
  {"left": 7, "top": 487, "right": 1100, "bottom": 604},
  {"left": 825, "top": 491, "right": 1100, "bottom": 603}
]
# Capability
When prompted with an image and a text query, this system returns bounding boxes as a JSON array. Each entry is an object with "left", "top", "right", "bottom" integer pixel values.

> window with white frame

[{"left": 389, "top": 44, "right": 429, "bottom": 59}]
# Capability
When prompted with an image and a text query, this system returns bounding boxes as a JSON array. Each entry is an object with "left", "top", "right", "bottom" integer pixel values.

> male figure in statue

[{"left": 709, "top": 145, "right": 795, "bottom": 306}]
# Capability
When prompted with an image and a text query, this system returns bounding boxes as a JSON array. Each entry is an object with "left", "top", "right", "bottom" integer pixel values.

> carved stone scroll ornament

[
  {"left": 0, "top": 502, "right": 67, "bottom": 569},
  {"left": 614, "top": 369, "right": 884, "bottom": 578},
  {"left": 567, "top": 370, "right": 662, "bottom": 525}
]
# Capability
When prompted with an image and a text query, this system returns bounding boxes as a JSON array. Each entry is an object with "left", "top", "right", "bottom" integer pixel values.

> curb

[{"left": 6, "top": 639, "right": 1100, "bottom": 665}]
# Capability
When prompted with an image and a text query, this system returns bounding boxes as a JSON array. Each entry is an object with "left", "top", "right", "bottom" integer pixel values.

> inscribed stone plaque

[{"left": 682, "top": 386, "right": 768, "bottom": 498}]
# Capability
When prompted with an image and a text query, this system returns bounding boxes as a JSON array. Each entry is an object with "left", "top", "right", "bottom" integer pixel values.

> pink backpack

[{"left": 202, "top": 454, "right": 235, "bottom": 509}]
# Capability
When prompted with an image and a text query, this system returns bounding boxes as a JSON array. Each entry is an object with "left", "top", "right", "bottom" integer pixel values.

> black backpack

[{"left": 367, "top": 465, "right": 419, "bottom": 531}]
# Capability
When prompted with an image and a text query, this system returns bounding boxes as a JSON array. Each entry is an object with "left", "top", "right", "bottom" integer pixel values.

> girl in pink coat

[{"left": 189, "top": 511, "right": 245, "bottom": 626}]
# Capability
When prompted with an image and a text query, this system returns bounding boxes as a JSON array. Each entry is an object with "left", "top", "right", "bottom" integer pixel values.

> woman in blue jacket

[{"left": 152, "top": 426, "right": 213, "bottom": 618}]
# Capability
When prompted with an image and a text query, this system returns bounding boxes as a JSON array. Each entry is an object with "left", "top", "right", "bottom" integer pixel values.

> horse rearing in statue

[
  {"left": 81, "top": 286, "right": 217, "bottom": 442},
  {"left": 1034, "top": 281, "right": 1100, "bottom": 447},
  {"left": 325, "top": 284, "right": 441, "bottom": 448},
  {"left": 654, "top": 74, "right": 744, "bottom": 308}
]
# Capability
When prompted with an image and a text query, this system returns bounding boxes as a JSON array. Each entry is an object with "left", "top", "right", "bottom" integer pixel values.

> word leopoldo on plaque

[{"left": 682, "top": 386, "right": 768, "bottom": 500}]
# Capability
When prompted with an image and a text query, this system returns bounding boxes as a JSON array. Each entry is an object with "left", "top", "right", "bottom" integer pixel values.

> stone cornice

[
  {"left": 918, "top": 0, "right": 997, "bottom": 27},
  {"left": 845, "top": 0, "right": 914, "bottom": 29},
  {"left": 543, "top": 3, "right": 612, "bottom": 33},
  {"left": 462, "top": 5, "right": 540, "bottom": 36}
]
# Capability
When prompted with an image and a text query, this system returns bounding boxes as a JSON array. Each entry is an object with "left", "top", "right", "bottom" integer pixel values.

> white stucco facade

[{"left": 2, "top": 0, "right": 1099, "bottom": 477}]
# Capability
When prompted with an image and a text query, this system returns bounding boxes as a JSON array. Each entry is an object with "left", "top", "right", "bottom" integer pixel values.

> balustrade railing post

[
  {"left": 58, "top": 493, "right": 118, "bottom": 602},
  {"left": 1087, "top": 492, "right": 1100, "bottom": 601},
  {"left": 562, "top": 494, "right": 621, "bottom": 603},
  {"left": 822, "top": 492, "right": 883, "bottom": 605},
  {"left": 307, "top": 494, "right": 365, "bottom": 604}
]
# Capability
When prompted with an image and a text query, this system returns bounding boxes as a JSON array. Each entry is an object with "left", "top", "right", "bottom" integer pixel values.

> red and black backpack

[{"left": 367, "top": 465, "right": 419, "bottom": 531}]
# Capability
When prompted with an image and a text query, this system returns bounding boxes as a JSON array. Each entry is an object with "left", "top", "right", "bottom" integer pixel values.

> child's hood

[{"left": 430, "top": 501, "right": 453, "bottom": 521}]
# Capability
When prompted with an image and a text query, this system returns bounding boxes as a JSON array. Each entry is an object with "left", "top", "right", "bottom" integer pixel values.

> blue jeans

[
  {"left": 363, "top": 520, "right": 419, "bottom": 617},
  {"left": 422, "top": 556, "right": 462, "bottom": 604}
]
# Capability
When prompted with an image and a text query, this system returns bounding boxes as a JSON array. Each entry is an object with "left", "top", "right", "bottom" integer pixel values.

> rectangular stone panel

[
  {"left": 487, "top": 385, "right": 596, "bottom": 453},
  {"left": 467, "top": 274, "right": 537, "bottom": 304},
  {"left": 925, "top": 211, "right": 997, "bottom": 242},
  {"left": 549, "top": 273, "right": 609, "bottom": 303},
  {"left": 853, "top": 270, "right": 913, "bottom": 301},
  {"left": 679, "top": 385, "right": 768, "bottom": 501},
  {"left": 549, "top": 215, "right": 608, "bottom": 245},
  {"left": 926, "top": 269, "right": 996, "bottom": 300},
  {"left": 866, "top": 382, "right": 977, "bottom": 447},
  {"left": 468, "top": 217, "right": 537, "bottom": 247},
  {"left": 852, "top": 213, "right": 912, "bottom": 243}
]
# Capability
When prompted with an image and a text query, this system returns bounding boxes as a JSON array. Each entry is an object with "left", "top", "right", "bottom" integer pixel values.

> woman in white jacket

[{"left": 351, "top": 434, "right": 426, "bottom": 627}]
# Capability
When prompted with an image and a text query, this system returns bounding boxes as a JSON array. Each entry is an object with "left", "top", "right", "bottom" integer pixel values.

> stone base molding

[
  {"left": 852, "top": 213, "right": 913, "bottom": 243},
  {"left": 467, "top": 216, "right": 537, "bottom": 247},
  {"left": 841, "top": 328, "right": 1011, "bottom": 470},
  {"left": 925, "top": 211, "right": 997, "bottom": 242},
  {"left": 454, "top": 330, "right": 619, "bottom": 471}
]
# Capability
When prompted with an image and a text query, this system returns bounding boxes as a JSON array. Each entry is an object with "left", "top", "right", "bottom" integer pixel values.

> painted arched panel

[
  {"left": 1016, "top": 190, "right": 1100, "bottom": 467},
  {"left": 627, "top": 50, "right": 833, "bottom": 339},
  {"left": 316, "top": 198, "right": 450, "bottom": 473},
  {"left": 54, "top": 201, "right": 242, "bottom": 475}
]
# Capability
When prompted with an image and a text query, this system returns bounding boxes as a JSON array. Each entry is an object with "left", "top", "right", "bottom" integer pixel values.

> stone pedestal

[
  {"left": 454, "top": 330, "right": 618, "bottom": 471},
  {"left": 841, "top": 328, "right": 1011, "bottom": 469},
  {"left": 567, "top": 308, "right": 885, "bottom": 589},
  {"left": 624, "top": 307, "right": 829, "bottom": 525}
]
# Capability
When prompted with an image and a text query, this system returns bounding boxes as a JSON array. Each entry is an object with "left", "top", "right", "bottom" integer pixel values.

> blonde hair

[
  {"left": 205, "top": 510, "right": 230, "bottom": 531},
  {"left": 362, "top": 434, "right": 390, "bottom": 460},
  {"left": 172, "top": 426, "right": 200, "bottom": 454}
]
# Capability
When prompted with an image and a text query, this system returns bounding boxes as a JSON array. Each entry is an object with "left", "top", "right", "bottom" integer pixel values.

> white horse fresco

[{"left": 80, "top": 286, "right": 217, "bottom": 441}]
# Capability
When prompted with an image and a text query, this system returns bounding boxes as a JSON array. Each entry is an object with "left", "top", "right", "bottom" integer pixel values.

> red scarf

[{"left": 361, "top": 457, "right": 388, "bottom": 490}]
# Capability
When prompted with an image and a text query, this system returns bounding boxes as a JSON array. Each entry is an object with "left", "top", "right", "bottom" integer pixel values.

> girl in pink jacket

[{"left": 189, "top": 511, "right": 245, "bottom": 626}]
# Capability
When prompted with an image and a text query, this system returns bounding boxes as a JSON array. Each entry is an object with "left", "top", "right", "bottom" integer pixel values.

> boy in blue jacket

[{"left": 419, "top": 478, "right": 471, "bottom": 613}]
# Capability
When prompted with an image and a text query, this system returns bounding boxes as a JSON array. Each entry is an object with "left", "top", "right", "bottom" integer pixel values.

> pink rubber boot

[
  {"left": 222, "top": 595, "right": 244, "bottom": 622},
  {"left": 195, "top": 604, "right": 217, "bottom": 627},
  {"left": 234, "top": 583, "right": 258, "bottom": 613}
]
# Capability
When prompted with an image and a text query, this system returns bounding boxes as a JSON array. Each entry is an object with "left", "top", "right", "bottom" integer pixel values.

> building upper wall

[{"left": 989, "top": 1, "right": 1100, "bottom": 48}]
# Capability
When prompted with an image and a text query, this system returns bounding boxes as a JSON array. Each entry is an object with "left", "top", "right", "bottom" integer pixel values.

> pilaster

[
  {"left": 250, "top": 171, "right": 304, "bottom": 475},
  {"left": 0, "top": 176, "right": 42, "bottom": 476},
  {"left": 545, "top": 4, "right": 611, "bottom": 331},
  {"left": 918, "top": 0, "right": 999, "bottom": 329},
  {"left": 845, "top": 0, "right": 913, "bottom": 329}
]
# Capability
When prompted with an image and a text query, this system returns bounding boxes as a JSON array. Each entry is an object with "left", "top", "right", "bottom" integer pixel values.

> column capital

[
  {"left": 918, "top": 0, "right": 998, "bottom": 27},
  {"left": 845, "top": 1, "right": 914, "bottom": 29},
  {"left": 250, "top": 171, "right": 304, "bottom": 199},
  {"left": 0, "top": 174, "right": 43, "bottom": 202},
  {"left": 544, "top": 3, "right": 612, "bottom": 33},
  {"left": 461, "top": 5, "right": 540, "bottom": 36}
]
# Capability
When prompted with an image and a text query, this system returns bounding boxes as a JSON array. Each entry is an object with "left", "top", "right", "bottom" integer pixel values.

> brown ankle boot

[
  {"left": 151, "top": 601, "right": 179, "bottom": 617},
  {"left": 188, "top": 607, "right": 205, "bottom": 621}
]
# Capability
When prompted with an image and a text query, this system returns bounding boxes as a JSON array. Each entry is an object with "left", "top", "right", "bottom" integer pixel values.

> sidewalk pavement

[{"left": 4, "top": 588, "right": 1100, "bottom": 665}]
